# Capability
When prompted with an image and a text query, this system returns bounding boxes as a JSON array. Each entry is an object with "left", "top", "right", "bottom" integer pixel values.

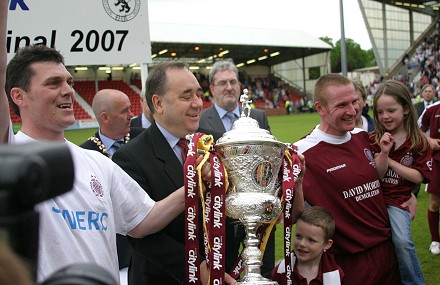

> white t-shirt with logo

[{"left": 12, "top": 131, "right": 155, "bottom": 283}]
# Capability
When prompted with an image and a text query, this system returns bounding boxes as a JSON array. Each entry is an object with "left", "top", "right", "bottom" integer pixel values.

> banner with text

[{"left": 6, "top": 0, "right": 151, "bottom": 66}]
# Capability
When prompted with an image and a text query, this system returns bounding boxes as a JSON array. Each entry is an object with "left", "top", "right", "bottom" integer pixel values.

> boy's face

[{"left": 293, "top": 220, "right": 332, "bottom": 264}]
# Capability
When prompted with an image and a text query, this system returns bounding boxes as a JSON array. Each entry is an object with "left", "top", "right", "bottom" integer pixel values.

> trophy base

[{"left": 237, "top": 276, "right": 279, "bottom": 285}]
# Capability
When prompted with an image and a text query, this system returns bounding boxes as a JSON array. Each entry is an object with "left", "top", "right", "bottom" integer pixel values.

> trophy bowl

[{"left": 214, "top": 92, "right": 286, "bottom": 285}]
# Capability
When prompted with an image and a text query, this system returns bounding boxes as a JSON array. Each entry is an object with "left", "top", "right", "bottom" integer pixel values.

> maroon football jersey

[
  {"left": 370, "top": 135, "right": 432, "bottom": 209},
  {"left": 295, "top": 128, "right": 391, "bottom": 255},
  {"left": 421, "top": 101, "right": 440, "bottom": 162}
]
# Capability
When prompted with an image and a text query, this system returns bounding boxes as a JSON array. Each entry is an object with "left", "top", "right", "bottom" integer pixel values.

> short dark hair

[
  {"left": 6, "top": 45, "right": 65, "bottom": 116},
  {"left": 144, "top": 62, "right": 188, "bottom": 114},
  {"left": 298, "top": 206, "right": 335, "bottom": 242},
  {"left": 314, "top": 73, "right": 353, "bottom": 107}
]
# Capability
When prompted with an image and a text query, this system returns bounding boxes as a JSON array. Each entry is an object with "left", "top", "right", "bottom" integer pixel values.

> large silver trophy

[{"left": 215, "top": 90, "right": 286, "bottom": 285}]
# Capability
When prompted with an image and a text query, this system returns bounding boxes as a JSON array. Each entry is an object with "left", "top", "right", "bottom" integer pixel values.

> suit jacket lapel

[
  {"left": 130, "top": 116, "right": 141, "bottom": 128},
  {"left": 148, "top": 123, "right": 183, "bottom": 187},
  {"left": 206, "top": 106, "right": 226, "bottom": 133}
]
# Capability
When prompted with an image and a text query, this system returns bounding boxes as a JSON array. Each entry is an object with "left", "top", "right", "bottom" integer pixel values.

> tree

[
  {"left": 320, "top": 36, "right": 335, "bottom": 48},
  {"left": 328, "top": 38, "right": 376, "bottom": 72}
]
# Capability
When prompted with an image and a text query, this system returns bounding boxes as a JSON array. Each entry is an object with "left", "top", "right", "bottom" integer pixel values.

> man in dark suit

[
  {"left": 413, "top": 84, "right": 437, "bottom": 197},
  {"left": 199, "top": 61, "right": 270, "bottom": 133},
  {"left": 80, "top": 88, "right": 144, "bottom": 281},
  {"left": 112, "top": 62, "right": 235, "bottom": 285},
  {"left": 415, "top": 84, "right": 436, "bottom": 117},
  {"left": 199, "top": 60, "right": 275, "bottom": 278},
  {"left": 130, "top": 90, "right": 154, "bottom": 129},
  {"left": 80, "top": 89, "right": 144, "bottom": 158}
]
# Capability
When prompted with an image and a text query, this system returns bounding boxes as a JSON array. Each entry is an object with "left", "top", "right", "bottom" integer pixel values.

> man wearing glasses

[
  {"left": 199, "top": 60, "right": 273, "bottom": 278},
  {"left": 200, "top": 60, "right": 270, "bottom": 133}
]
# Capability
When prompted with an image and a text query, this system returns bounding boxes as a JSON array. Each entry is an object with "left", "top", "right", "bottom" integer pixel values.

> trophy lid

[{"left": 216, "top": 89, "right": 284, "bottom": 146}]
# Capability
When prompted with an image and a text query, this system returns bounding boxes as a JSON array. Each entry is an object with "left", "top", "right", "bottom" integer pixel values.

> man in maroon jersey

[
  {"left": 294, "top": 74, "right": 412, "bottom": 284},
  {"left": 420, "top": 101, "right": 440, "bottom": 255}
]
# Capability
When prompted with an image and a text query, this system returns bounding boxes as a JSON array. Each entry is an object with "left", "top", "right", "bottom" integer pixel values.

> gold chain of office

[{"left": 87, "top": 133, "right": 131, "bottom": 157}]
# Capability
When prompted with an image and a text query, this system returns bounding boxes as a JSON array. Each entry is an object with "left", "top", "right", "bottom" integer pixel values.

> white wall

[{"left": 272, "top": 51, "right": 331, "bottom": 97}]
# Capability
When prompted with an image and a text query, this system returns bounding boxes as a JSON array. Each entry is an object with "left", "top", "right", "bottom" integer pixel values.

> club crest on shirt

[
  {"left": 364, "top": 148, "right": 375, "bottom": 167},
  {"left": 90, "top": 175, "right": 104, "bottom": 197},
  {"left": 400, "top": 153, "right": 413, "bottom": 167}
]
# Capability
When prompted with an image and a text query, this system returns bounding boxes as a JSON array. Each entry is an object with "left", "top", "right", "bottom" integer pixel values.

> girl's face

[{"left": 375, "top": 94, "right": 408, "bottom": 134}]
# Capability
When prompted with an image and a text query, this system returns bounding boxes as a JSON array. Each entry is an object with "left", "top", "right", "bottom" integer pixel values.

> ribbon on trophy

[
  {"left": 184, "top": 132, "right": 209, "bottom": 284},
  {"left": 184, "top": 133, "right": 301, "bottom": 285},
  {"left": 184, "top": 132, "right": 228, "bottom": 285},
  {"left": 280, "top": 144, "right": 301, "bottom": 285}
]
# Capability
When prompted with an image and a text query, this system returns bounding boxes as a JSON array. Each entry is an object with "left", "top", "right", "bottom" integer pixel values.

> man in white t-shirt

[{"left": 0, "top": 5, "right": 210, "bottom": 282}]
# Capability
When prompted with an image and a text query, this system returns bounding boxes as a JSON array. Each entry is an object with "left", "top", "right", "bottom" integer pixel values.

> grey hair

[{"left": 209, "top": 60, "right": 239, "bottom": 85}]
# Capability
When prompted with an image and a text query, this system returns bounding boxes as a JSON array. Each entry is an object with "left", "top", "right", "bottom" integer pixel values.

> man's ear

[
  {"left": 314, "top": 101, "right": 323, "bottom": 114},
  {"left": 100, "top": 112, "right": 109, "bottom": 123},
  {"left": 9, "top": 87, "right": 24, "bottom": 106},
  {"left": 152, "top": 94, "right": 163, "bottom": 114}
]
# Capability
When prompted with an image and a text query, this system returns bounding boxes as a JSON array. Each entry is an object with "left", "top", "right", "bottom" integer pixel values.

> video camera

[{"left": 0, "top": 142, "right": 74, "bottom": 280}]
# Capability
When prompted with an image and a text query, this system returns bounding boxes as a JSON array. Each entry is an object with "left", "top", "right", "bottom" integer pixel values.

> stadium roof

[
  {"left": 376, "top": 0, "right": 439, "bottom": 6},
  {"left": 373, "top": 0, "right": 440, "bottom": 16},
  {"left": 149, "top": 22, "right": 332, "bottom": 67}
]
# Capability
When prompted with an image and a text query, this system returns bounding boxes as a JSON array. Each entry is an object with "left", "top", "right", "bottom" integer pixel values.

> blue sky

[{"left": 148, "top": 0, "right": 371, "bottom": 50}]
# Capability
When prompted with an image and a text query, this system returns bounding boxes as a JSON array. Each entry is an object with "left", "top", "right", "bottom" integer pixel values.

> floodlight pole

[{"left": 340, "top": 0, "right": 348, "bottom": 76}]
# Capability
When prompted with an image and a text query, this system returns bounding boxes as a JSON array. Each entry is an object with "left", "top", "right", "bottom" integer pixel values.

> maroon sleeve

[{"left": 413, "top": 145, "right": 432, "bottom": 184}]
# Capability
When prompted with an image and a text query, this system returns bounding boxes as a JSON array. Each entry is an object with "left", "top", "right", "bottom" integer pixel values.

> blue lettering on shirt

[
  {"left": 9, "top": 0, "right": 29, "bottom": 10},
  {"left": 52, "top": 207, "right": 108, "bottom": 231},
  {"left": 88, "top": 211, "right": 99, "bottom": 230},
  {"left": 76, "top": 211, "right": 86, "bottom": 230}
]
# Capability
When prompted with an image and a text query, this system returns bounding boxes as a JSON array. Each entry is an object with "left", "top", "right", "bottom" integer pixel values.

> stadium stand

[
  {"left": 133, "top": 79, "right": 142, "bottom": 91},
  {"left": 73, "top": 80, "right": 142, "bottom": 116},
  {"left": 10, "top": 79, "right": 144, "bottom": 124},
  {"left": 8, "top": 72, "right": 309, "bottom": 124},
  {"left": 73, "top": 101, "right": 92, "bottom": 120},
  {"left": 371, "top": 22, "right": 440, "bottom": 103},
  {"left": 9, "top": 103, "right": 21, "bottom": 124}
]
